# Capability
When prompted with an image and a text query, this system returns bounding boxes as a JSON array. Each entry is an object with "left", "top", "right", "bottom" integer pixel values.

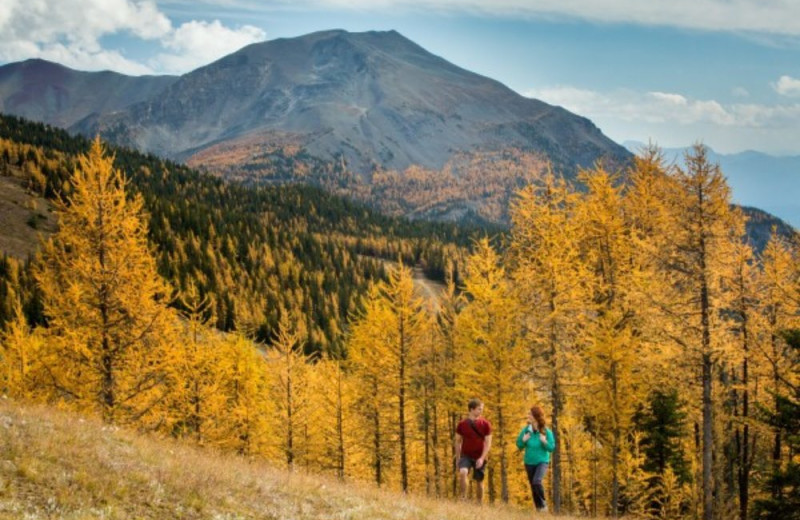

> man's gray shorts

[{"left": 458, "top": 456, "right": 486, "bottom": 481}]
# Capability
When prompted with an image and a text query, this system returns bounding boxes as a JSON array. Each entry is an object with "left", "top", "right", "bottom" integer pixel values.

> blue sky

[{"left": 3, "top": 0, "right": 800, "bottom": 156}]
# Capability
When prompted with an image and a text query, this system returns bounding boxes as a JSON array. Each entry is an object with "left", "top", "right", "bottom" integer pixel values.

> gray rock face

[
  {"left": 0, "top": 59, "right": 177, "bottom": 128},
  {"left": 67, "top": 29, "right": 630, "bottom": 174}
]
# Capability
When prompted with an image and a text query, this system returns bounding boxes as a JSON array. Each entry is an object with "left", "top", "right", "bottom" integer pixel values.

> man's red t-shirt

[{"left": 456, "top": 417, "right": 492, "bottom": 459}]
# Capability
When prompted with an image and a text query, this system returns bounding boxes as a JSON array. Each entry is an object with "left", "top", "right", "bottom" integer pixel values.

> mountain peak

[{"left": 2, "top": 29, "right": 630, "bottom": 190}]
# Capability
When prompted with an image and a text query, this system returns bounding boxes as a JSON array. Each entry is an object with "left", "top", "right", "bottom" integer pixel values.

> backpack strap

[{"left": 468, "top": 419, "right": 485, "bottom": 439}]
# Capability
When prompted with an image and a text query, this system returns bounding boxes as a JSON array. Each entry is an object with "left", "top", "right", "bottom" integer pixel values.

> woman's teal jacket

[{"left": 516, "top": 425, "right": 555, "bottom": 465}]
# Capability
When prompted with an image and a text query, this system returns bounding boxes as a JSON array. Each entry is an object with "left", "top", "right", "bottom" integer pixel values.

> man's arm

[
  {"left": 454, "top": 433, "right": 463, "bottom": 464},
  {"left": 477, "top": 434, "right": 492, "bottom": 468}
]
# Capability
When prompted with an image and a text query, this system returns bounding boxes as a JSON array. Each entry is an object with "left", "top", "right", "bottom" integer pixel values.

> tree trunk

[
  {"left": 702, "top": 351, "right": 713, "bottom": 520},
  {"left": 611, "top": 361, "right": 619, "bottom": 518},
  {"left": 552, "top": 368, "right": 563, "bottom": 513},
  {"left": 451, "top": 412, "right": 458, "bottom": 496},
  {"left": 336, "top": 366, "right": 345, "bottom": 480},
  {"left": 286, "top": 361, "right": 294, "bottom": 469},
  {"left": 736, "top": 317, "right": 751, "bottom": 520},
  {"left": 771, "top": 331, "right": 781, "bottom": 499},
  {"left": 499, "top": 402, "right": 508, "bottom": 503},
  {"left": 398, "top": 313, "right": 408, "bottom": 493},
  {"left": 593, "top": 430, "right": 599, "bottom": 517},
  {"left": 424, "top": 388, "right": 431, "bottom": 495},
  {"left": 432, "top": 401, "right": 442, "bottom": 497},
  {"left": 699, "top": 226, "right": 713, "bottom": 520},
  {"left": 373, "top": 380, "right": 382, "bottom": 486},
  {"left": 549, "top": 297, "right": 563, "bottom": 513},
  {"left": 99, "top": 229, "right": 114, "bottom": 422},
  {"left": 489, "top": 465, "right": 496, "bottom": 503}
]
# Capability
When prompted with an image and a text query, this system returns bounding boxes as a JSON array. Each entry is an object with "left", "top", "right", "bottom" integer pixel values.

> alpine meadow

[{"left": 0, "top": 11, "right": 799, "bottom": 520}]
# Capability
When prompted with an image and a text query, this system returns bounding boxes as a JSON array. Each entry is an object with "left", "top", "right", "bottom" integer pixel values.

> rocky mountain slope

[
  {"left": 1, "top": 30, "right": 631, "bottom": 181},
  {"left": 0, "top": 59, "right": 177, "bottom": 128},
  {"left": 83, "top": 30, "right": 630, "bottom": 175}
]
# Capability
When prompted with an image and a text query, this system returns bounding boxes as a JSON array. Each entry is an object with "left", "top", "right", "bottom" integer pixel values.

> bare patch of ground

[{"left": 0, "top": 175, "right": 56, "bottom": 258}]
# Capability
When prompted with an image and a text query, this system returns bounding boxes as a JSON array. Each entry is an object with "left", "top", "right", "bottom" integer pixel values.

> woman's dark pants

[{"left": 525, "top": 463, "right": 549, "bottom": 510}]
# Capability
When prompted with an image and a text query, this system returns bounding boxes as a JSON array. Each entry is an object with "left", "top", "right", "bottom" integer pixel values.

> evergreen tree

[
  {"left": 754, "top": 330, "right": 800, "bottom": 520},
  {"left": 635, "top": 389, "right": 692, "bottom": 485}
]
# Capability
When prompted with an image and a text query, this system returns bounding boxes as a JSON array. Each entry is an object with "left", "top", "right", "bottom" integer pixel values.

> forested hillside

[
  {"left": 0, "top": 114, "right": 478, "bottom": 353},
  {"left": 1, "top": 115, "right": 798, "bottom": 520}
]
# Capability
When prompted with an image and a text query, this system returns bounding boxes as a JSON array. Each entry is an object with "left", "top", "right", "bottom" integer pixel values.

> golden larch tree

[
  {"left": 265, "top": 310, "right": 312, "bottom": 469},
  {"left": 758, "top": 232, "right": 800, "bottom": 496},
  {"left": 654, "top": 144, "right": 745, "bottom": 520},
  {"left": 35, "top": 137, "right": 174, "bottom": 424},
  {"left": 575, "top": 165, "right": 652, "bottom": 517},
  {"left": 1, "top": 297, "right": 45, "bottom": 398},
  {"left": 347, "top": 283, "right": 395, "bottom": 487},
  {"left": 380, "top": 261, "right": 428, "bottom": 493},
  {"left": 456, "top": 237, "right": 525, "bottom": 503},
  {"left": 509, "top": 172, "right": 590, "bottom": 513}
]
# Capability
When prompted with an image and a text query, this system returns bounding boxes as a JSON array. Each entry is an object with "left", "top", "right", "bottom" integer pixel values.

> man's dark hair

[{"left": 468, "top": 398, "right": 483, "bottom": 411}]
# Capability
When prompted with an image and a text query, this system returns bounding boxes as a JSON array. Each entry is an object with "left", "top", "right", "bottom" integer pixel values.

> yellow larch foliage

[
  {"left": 264, "top": 310, "right": 313, "bottom": 469},
  {"left": 643, "top": 144, "right": 745, "bottom": 520},
  {"left": 165, "top": 286, "right": 230, "bottom": 445},
  {"left": 509, "top": 171, "right": 591, "bottom": 513},
  {"left": 1, "top": 297, "right": 45, "bottom": 398},
  {"left": 347, "top": 282, "right": 396, "bottom": 488},
  {"left": 34, "top": 137, "right": 174, "bottom": 425},
  {"left": 456, "top": 237, "right": 525, "bottom": 504},
  {"left": 575, "top": 165, "right": 654, "bottom": 516},
  {"left": 377, "top": 261, "right": 428, "bottom": 493},
  {"left": 221, "top": 333, "right": 272, "bottom": 457}
]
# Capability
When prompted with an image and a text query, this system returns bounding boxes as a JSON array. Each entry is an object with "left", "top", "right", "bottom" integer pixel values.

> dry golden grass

[{"left": 0, "top": 398, "right": 590, "bottom": 519}]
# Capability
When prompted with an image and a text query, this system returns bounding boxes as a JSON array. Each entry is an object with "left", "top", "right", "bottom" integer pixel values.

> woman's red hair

[{"left": 530, "top": 406, "right": 546, "bottom": 430}]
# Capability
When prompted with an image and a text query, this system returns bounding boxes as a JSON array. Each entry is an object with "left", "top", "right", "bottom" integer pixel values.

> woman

[{"left": 516, "top": 405, "right": 555, "bottom": 512}]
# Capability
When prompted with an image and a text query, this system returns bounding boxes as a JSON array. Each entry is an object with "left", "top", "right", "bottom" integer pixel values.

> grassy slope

[
  {"left": 0, "top": 399, "right": 581, "bottom": 520},
  {"left": 0, "top": 176, "right": 56, "bottom": 259}
]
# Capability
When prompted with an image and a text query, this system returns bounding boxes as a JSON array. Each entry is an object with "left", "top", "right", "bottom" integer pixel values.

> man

[{"left": 454, "top": 398, "right": 492, "bottom": 502}]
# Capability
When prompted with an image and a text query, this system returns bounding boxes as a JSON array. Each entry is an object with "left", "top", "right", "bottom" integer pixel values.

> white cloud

[
  {"left": 526, "top": 87, "right": 743, "bottom": 126},
  {"left": 0, "top": 0, "right": 265, "bottom": 75},
  {"left": 153, "top": 19, "right": 265, "bottom": 73},
  {"left": 650, "top": 92, "right": 688, "bottom": 106},
  {"left": 732, "top": 86, "right": 750, "bottom": 98},
  {"left": 524, "top": 85, "right": 800, "bottom": 153},
  {"left": 253, "top": 0, "right": 800, "bottom": 36},
  {"left": 774, "top": 75, "right": 800, "bottom": 97}
]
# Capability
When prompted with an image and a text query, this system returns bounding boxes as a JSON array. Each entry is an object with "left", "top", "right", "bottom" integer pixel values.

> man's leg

[
  {"left": 475, "top": 480, "right": 484, "bottom": 503},
  {"left": 458, "top": 468, "right": 469, "bottom": 499}
]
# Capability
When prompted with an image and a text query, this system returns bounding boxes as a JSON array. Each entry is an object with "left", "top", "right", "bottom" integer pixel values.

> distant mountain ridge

[
  {"left": 0, "top": 58, "right": 177, "bottom": 128},
  {"left": 0, "top": 30, "right": 630, "bottom": 181},
  {"left": 624, "top": 141, "right": 800, "bottom": 229}
]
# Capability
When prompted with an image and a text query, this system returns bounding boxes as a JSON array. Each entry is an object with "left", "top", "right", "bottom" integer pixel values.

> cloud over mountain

[{"left": 0, "top": 0, "right": 265, "bottom": 75}]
